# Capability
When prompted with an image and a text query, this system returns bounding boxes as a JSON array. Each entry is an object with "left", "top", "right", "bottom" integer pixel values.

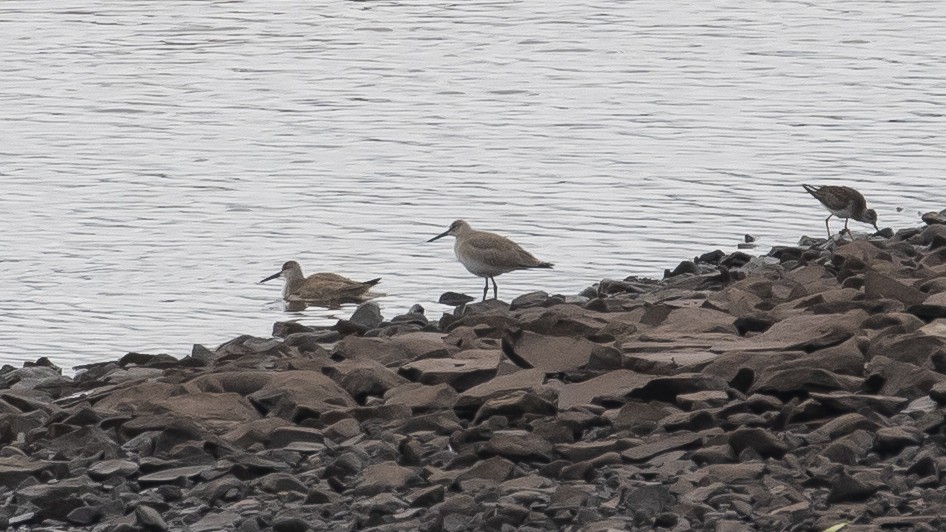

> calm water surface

[{"left": 1, "top": 0, "right": 944, "bottom": 368}]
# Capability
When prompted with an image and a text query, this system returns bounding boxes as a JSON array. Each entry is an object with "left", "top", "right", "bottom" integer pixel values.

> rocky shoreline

[{"left": 4, "top": 223, "right": 946, "bottom": 531}]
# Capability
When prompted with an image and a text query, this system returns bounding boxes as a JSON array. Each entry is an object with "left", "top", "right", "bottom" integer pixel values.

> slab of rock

[
  {"left": 87, "top": 459, "right": 139, "bottom": 480},
  {"left": 474, "top": 391, "right": 556, "bottom": 423},
  {"left": 557, "top": 370, "right": 654, "bottom": 409},
  {"left": 501, "top": 329, "right": 598, "bottom": 372},
  {"left": 621, "top": 432, "right": 702, "bottom": 462},
  {"left": 727, "top": 428, "right": 789, "bottom": 458},
  {"left": 384, "top": 383, "right": 458, "bottom": 413},
  {"left": 322, "top": 359, "right": 408, "bottom": 403},
  {"left": 908, "top": 291, "right": 946, "bottom": 321},
  {"left": 354, "top": 462, "right": 422, "bottom": 495},
  {"left": 864, "top": 271, "right": 927, "bottom": 305},
  {"left": 399, "top": 350, "right": 501, "bottom": 391},
  {"left": 483, "top": 431, "right": 554, "bottom": 461},
  {"left": 711, "top": 311, "right": 867, "bottom": 352},
  {"left": 752, "top": 367, "right": 862, "bottom": 395},
  {"left": 809, "top": 392, "right": 908, "bottom": 417},
  {"left": 456, "top": 456, "right": 515, "bottom": 483},
  {"left": 455, "top": 368, "right": 545, "bottom": 411},
  {"left": 150, "top": 391, "right": 260, "bottom": 431},
  {"left": 334, "top": 332, "right": 452, "bottom": 367},
  {"left": 866, "top": 356, "right": 946, "bottom": 398},
  {"left": 138, "top": 464, "right": 213, "bottom": 485}
]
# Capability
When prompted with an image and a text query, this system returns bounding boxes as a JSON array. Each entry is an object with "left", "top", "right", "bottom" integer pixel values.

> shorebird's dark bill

[
  {"left": 259, "top": 271, "right": 281, "bottom": 283},
  {"left": 427, "top": 230, "right": 450, "bottom": 242}
]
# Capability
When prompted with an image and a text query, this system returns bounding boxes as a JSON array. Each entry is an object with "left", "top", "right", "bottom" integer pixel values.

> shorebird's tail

[
  {"left": 531, "top": 262, "right": 554, "bottom": 269},
  {"left": 802, "top": 184, "right": 820, "bottom": 196},
  {"left": 364, "top": 278, "right": 382, "bottom": 286}
]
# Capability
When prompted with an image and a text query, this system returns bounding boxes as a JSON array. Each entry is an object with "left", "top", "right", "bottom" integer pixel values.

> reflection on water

[{"left": 1, "top": 0, "right": 944, "bottom": 368}]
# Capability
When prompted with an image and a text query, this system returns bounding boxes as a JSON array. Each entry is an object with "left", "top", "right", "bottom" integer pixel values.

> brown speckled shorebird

[
  {"left": 259, "top": 260, "right": 380, "bottom": 305},
  {"left": 427, "top": 220, "right": 553, "bottom": 301},
  {"left": 803, "top": 184, "right": 879, "bottom": 238}
]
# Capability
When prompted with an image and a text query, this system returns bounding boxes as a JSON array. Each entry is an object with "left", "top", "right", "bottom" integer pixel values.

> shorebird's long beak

[
  {"left": 872, "top": 223, "right": 879, "bottom": 232},
  {"left": 259, "top": 271, "right": 282, "bottom": 284},
  {"left": 427, "top": 229, "right": 451, "bottom": 243}
]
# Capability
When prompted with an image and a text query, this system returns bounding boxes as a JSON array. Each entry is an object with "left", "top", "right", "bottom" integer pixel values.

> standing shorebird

[
  {"left": 802, "top": 184, "right": 879, "bottom": 238},
  {"left": 427, "top": 220, "right": 553, "bottom": 301},
  {"left": 259, "top": 260, "right": 380, "bottom": 306}
]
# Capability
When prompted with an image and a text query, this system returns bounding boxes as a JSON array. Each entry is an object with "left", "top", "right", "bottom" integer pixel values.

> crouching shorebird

[
  {"left": 427, "top": 219, "right": 553, "bottom": 301},
  {"left": 802, "top": 184, "right": 879, "bottom": 238},
  {"left": 259, "top": 260, "right": 380, "bottom": 306}
]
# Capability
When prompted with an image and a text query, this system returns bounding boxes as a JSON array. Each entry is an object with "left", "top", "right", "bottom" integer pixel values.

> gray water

[{"left": 2, "top": 0, "right": 944, "bottom": 369}]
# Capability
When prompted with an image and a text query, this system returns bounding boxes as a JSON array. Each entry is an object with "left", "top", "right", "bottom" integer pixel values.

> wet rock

[
  {"left": 349, "top": 302, "right": 384, "bottom": 330},
  {"left": 439, "top": 292, "right": 476, "bottom": 306}
]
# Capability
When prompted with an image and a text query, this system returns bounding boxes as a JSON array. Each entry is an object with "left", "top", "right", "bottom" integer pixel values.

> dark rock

[
  {"left": 727, "top": 428, "right": 788, "bottom": 458},
  {"left": 399, "top": 349, "right": 501, "bottom": 391},
  {"left": 136, "top": 505, "right": 168, "bottom": 531},
  {"left": 827, "top": 471, "right": 884, "bottom": 503},
  {"left": 439, "top": 292, "right": 476, "bottom": 306},
  {"left": 621, "top": 432, "right": 702, "bottom": 462},
  {"left": 501, "top": 329, "right": 597, "bottom": 372},
  {"left": 908, "top": 292, "right": 946, "bottom": 321},
  {"left": 322, "top": 359, "right": 408, "bottom": 403},
  {"left": 349, "top": 302, "right": 384, "bottom": 330},
  {"left": 510, "top": 291, "right": 552, "bottom": 310}
]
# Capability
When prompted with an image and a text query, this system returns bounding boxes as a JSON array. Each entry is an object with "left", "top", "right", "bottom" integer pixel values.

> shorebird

[
  {"left": 427, "top": 220, "right": 553, "bottom": 301},
  {"left": 802, "top": 184, "right": 879, "bottom": 238},
  {"left": 259, "top": 261, "right": 380, "bottom": 305}
]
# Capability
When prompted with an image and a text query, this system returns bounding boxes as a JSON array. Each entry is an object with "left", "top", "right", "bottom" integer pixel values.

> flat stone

[
  {"left": 676, "top": 390, "right": 729, "bottom": 409},
  {"left": 557, "top": 370, "right": 654, "bottom": 409},
  {"left": 456, "top": 456, "right": 515, "bottom": 484},
  {"left": 908, "top": 291, "right": 946, "bottom": 321},
  {"left": 727, "top": 428, "right": 789, "bottom": 458},
  {"left": 483, "top": 431, "right": 554, "bottom": 461},
  {"left": 384, "top": 383, "right": 458, "bottom": 413},
  {"left": 621, "top": 432, "right": 701, "bottom": 462},
  {"left": 88, "top": 459, "right": 139, "bottom": 480},
  {"left": 455, "top": 368, "right": 546, "bottom": 411},
  {"left": 355, "top": 462, "right": 422, "bottom": 495},
  {"left": 322, "top": 359, "right": 408, "bottom": 403},
  {"left": 711, "top": 311, "right": 867, "bottom": 352},
  {"left": 138, "top": 465, "right": 213, "bottom": 484},
  {"left": 474, "top": 390, "right": 556, "bottom": 423},
  {"left": 399, "top": 350, "right": 501, "bottom": 391},
  {"left": 809, "top": 392, "right": 908, "bottom": 417},
  {"left": 136, "top": 505, "right": 168, "bottom": 531},
  {"left": 501, "top": 329, "right": 597, "bottom": 372},
  {"left": 864, "top": 271, "right": 927, "bottom": 305},
  {"left": 334, "top": 333, "right": 452, "bottom": 367}
]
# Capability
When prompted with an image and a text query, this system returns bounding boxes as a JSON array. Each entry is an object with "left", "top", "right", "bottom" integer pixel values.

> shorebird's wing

[{"left": 465, "top": 233, "right": 544, "bottom": 269}]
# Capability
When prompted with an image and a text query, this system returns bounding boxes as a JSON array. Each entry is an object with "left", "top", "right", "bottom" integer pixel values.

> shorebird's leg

[
  {"left": 843, "top": 218, "right": 850, "bottom": 235},
  {"left": 824, "top": 214, "right": 833, "bottom": 239},
  {"left": 482, "top": 278, "right": 489, "bottom": 302},
  {"left": 490, "top": 277, "right": 498, "bottom": 300}
]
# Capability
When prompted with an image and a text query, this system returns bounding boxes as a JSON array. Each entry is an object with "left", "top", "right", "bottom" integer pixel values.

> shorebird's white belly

[
  {"left": 829, "top": 206, "right": 854, "bottom": 218},
  {"left": 455, "top": 243, "right": 509, "bottom": 277}
]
